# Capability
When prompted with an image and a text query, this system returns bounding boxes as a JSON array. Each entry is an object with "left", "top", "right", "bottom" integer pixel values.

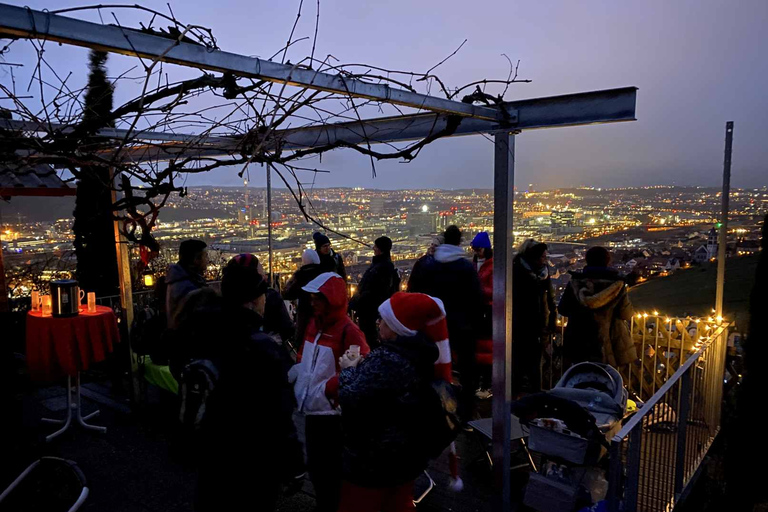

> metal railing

[
  {"left": 606, "top": 320, "right": 728, "bottom": 512},
  {"left": 543, "top": 314, "right": 727, "bottom": 404}
]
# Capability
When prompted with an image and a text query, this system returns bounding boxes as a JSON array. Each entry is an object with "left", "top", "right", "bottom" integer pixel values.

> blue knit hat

[{"left": 471, "top": 232, "right": 491, "bottom": 249}]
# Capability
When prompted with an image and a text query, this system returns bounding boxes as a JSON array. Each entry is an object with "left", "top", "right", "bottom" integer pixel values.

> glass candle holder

[
  {"left": 41, "top": 295, "right": 52, "bottom": 316},
  {"left": 87, "top": 292, "right": 97, "bottom": 313},
  {"left": 31, "top": 290, "right": 41, "bottom": 312}
]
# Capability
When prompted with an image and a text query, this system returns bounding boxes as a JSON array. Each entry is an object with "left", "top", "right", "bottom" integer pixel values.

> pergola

[{"left": 0, "top": 4, "right": 637, "bottom": 508}]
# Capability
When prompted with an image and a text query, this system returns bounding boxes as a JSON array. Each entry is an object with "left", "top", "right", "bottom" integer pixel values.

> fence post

[
  {"left": 625, "top": 425, "right": 642, "bottom": 512},
  {"left": 607, "top": 440, "right": 623, "bottom": 512},
  {"left": 675, "top": 369, "right": 692, "bottom": 498}
]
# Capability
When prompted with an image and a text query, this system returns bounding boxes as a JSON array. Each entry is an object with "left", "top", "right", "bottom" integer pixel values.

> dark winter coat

[
  {"left": 195, "top": 307, "right": 304, "bottom": 510},
  {"left": 283, "top": 263, "right": 323, "bottom": 342},
  {"left": 338, "top": 334, "right": 440, "bottom": 487},
  {"left": 264, "top": 287, "right": 294, "bottom": 342},
  {"left": 407, "top": 253, "right": 438, "bottom": 293},
  {"left": 319, "top": 250, "right": 347, "bottom": 281},
  {"left": 558, "top": 267, "right": 636, "bottom": 367},
  {"left": 410, "top": 245, "right": 483, "bottom": 342},
  {"left": 165, "top": 263, "right": 207, "bottom": 329},
  {"left": 349, "top": 254, "right": 399, "bottom": 323},
  {"left": 512, "top": 254, "right": 557, "bottom": 345}
]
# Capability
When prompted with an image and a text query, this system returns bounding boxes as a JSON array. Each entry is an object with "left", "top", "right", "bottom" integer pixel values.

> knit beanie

[
  {"left": 302, "top": 249, "right": 321, "bottom": 266},
  {"left": 313, "top": 231, "right": 331, "bottom": 249},
  {"left": 471, "top": 232, "right": 491, "bottom": 249},
  {"left": 221, "top": 253, "right": 268, "bottom": 305},
  {"left": 378, "top": 292, "right": 452, "bottom": 381}
]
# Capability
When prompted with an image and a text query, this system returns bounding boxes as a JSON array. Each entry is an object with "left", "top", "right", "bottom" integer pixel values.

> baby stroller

[{"left": 514, "top": 363, "right": 627, "bottom": 512}]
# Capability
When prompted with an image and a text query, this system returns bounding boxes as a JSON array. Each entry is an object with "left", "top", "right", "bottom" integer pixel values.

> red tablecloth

[{"left": 26, "top": 305, "right": 120, "bottom": 381}]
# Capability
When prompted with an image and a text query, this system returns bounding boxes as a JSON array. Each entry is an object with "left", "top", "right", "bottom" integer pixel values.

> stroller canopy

[{"left": 549, "top": 362, "right": 627, "bottom": 428}]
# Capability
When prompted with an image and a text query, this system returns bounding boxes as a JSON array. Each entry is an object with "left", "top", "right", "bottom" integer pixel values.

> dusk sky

[{"left": 5, "top": 0, "right": 768, "bottom": 190}]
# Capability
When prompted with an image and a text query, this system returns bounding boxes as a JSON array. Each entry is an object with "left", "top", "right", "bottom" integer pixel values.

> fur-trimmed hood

[{"left": 571, "top": 279, "right": 625, "bottom": 310}]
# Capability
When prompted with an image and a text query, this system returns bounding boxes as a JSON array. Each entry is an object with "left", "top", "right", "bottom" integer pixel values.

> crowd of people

[{"left": 154, "top": 226, "right": 635, "bottom": 511}]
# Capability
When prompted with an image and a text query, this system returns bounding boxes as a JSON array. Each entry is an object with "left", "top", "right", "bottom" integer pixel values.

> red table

[{"left": 26, "top": 305, "right": 120, "bottom": 441}]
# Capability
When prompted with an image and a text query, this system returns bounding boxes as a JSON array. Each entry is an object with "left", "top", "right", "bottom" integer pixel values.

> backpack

[
  {"left": 422, "top": 379, "right": 461, "bottom": 459},
  {"left": 131, "top": 306, "right": 167, "bottom": 359},
  {"left": 178, "top": 359, "right": 220, "bottom": 432}
]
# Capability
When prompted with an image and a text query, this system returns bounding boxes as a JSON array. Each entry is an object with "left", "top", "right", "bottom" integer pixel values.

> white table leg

[
  {"left": 43, "top": 373, "right": 107, "bottom": 441},
  {"left": 44, "top": 376, "right": 73, "bottom": 442},
  {"left": 74, "top": 373, "right": 107, "bottom": 433}
]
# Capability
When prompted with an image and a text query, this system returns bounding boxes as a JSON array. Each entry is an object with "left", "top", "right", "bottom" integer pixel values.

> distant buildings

[{"left": 407, "top": 211, "right": 437, "bottom": 235}]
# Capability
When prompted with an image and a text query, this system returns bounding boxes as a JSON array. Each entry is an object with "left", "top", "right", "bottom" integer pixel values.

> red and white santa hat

[{"left": 378, "top": 292, "right": 452, "bottom": 382}]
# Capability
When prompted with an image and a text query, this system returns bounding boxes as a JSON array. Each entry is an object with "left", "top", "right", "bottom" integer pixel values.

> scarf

[{"left": 520, "top": 257, "right": 549, "bottom": 281}]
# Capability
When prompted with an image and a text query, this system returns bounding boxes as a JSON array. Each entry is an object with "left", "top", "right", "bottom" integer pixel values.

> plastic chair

[{"left": 0, "top": 457, "right": 88, "bottom": 512}]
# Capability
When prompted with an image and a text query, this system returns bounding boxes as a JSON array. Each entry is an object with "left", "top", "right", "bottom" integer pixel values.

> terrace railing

[
  {"left": 606, "top": 320, "right": 728, "bottom": 512},
  {"left": 542, "top": 314, "right": 728, "bottom": 512}
]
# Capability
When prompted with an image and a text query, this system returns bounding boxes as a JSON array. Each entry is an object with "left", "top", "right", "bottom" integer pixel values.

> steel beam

[
  {"left": 17, "top": 87, "right": 634, "bottom": 163},
  {"left": 0, "top": 3, "right": 501, "bottom": 121},
  {"left": 276, "top": 86, "right": 636, "bottom": 150},
  {"left": 491, "top": 130, "right": 515, "bottom": 510},
  {"left": 0, "top": 119, "right": 235, "bottom": 145}
]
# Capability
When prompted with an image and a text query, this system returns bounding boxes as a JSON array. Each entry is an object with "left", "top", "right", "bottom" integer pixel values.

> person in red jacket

[
  {"left": 288, "top": 272, "right": 368, "bottom": 512},
  {"left": 471, "top": 232, "right": 494, "bottom": 394}
]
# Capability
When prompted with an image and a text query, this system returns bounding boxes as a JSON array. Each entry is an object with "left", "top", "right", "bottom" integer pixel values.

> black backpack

[
  {"left": 131, "top": 306, "right": 167, "bottom": 357},
  {"left": 178, "top": 359, "right": 220, "bottom": 432},
  {"left": 421, "top": 379, "right": 461, "bottom": 459}
]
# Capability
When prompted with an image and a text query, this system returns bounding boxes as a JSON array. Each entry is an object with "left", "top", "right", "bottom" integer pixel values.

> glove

[{"left": 339, "top": 351, "right": 360, "bottom": 369}]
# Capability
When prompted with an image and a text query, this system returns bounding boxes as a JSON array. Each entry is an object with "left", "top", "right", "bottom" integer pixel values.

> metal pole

[
  {"left": 110, "top": 169, "right": 140, "bottom": 405},
  {"left": 267, "top": 164, "right": 274, "bottom": 286},
  {"left": 491, "top": 130, "right": 515, "bottom": 510},
  {"left": 715, "top": 122, "right": 733, "bottom": 318},
  {"left": 0, "top": 236, "right": 9, "bottom": 313}
]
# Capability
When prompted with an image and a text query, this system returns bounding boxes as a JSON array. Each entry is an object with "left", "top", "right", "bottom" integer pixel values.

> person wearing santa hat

[
  {"left": 336, "top": 292, "right": 456, "bottom": 512},
  {"left": 288, "top": 272, "right": 368, "bottom": 512}
]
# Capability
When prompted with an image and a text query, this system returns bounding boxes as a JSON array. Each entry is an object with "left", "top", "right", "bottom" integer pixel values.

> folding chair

[{"left": 468, "top": 415, "right": 537, "bottom": 472}]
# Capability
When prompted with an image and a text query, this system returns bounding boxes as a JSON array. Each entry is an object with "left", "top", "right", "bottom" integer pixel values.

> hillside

[{"left": 629, "top": 254, "right": 758, "bottom": 331}]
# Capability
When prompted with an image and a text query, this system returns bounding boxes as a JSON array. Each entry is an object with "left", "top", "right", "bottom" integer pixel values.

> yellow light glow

[
  {"left": 653, "top": 311, "right": 659, "bottom": 316},
  {"left": 143, "top": 274, "right": 155, "bottom": 287},
  {"left": 643, "top": 313, "right": 648, "bottom": 318}
]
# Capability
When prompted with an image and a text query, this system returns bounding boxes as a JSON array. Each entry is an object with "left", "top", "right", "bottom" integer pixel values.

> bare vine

[{"left": 0, "top": 2, "right": 529, "bottom": 250}]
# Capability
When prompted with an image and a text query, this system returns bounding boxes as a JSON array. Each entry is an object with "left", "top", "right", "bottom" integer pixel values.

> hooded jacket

[
  {"left": 288, "top": 272, "right": 369, "bottom": 415},
  {"left": 165, "top": 263, "right": 207, "bottom": 329},
  {"left": 412, "top": 244, "right": 483, "bottom": 339},
  {"left": 558, "top": 267, "right": 636, "bottom": 367},
  {"left": 338, "top": 333, "right": 440, "bottom": 487}
]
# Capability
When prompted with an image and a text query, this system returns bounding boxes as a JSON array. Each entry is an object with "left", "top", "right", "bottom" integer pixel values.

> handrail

[{"left": 612, "top": 323, "right": 728, "bottom": 442}]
